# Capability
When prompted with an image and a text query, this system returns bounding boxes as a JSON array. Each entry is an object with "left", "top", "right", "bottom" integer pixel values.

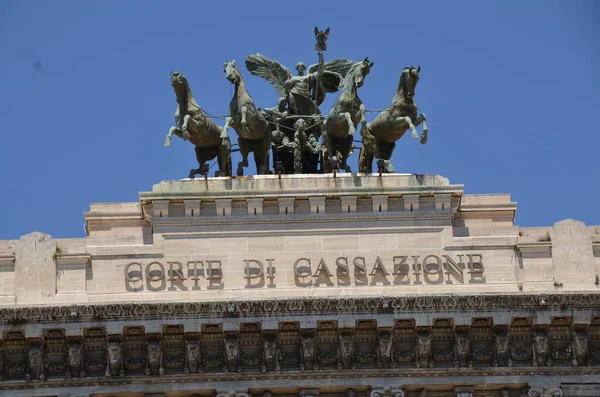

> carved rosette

[
  {"left": 527, "top": 385, "right": 563, "bottom": 397},
  {"left": 371, "top": 386, "right": 405, "bottom": 397}
]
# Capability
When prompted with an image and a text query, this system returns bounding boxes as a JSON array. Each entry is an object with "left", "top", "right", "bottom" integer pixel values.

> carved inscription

[{"left": 124, "top": 253, "right": 485, "bottom": 291}]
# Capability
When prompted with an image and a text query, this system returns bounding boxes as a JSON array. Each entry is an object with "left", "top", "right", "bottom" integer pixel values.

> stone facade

[{"left": 0, "top": 174, "right": 599, "bottom": 397}]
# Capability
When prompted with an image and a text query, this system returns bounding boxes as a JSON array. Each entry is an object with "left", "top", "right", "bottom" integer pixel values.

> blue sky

[{"left": 0, "top": 1, "right": 598, "bottom": 239}]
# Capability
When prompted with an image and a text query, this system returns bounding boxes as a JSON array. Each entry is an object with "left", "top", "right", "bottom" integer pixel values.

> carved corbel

[
  {"left": 414, "top": 328, "right": 432, "bottom": 368},
  {"left": 223, "top": 333, "right": 240, "bottom": 373},
  {"left": 571, "top": 325, "right": 589, "bottom": 367},
  {"left": 26, "top": 338, "right": 45, "bottom": 381},
  {"left": 376, "top": 328, "right": 395, "bottom": 369},
  {"left": 262, "top": 330, "right": 280, "bottom": 372},
  {"left": 145, "top": 334, "right": 164, "bottom": 376},
  {"left": 453, "top": 326, "right": 472, "bottom": 368},
  {"left": 338, "top": 329, "right": 355, "bottom": 370},
  {"left": 0, "top": 341, "right": 3, "bottom": 381},
  {"left": 67, "top": 336, "right": 85, "bottom": 378},
  {"left": 299, "top": 329, "right": 317, "bottom": 371},
  {"left": 454, "top": 387, "right": 474, "bottom": 397},
  {"left": 184, "top": 333, "right": 201, "bottom": 374},
  {"left": 105, "top": 336, "right": 124, "bottom": 377},
  {"left": 493, "top": 325, "right": 511, "bottom": 367},
  {"left": 532, "top": 326, "right": 550, "bottom": 366}
]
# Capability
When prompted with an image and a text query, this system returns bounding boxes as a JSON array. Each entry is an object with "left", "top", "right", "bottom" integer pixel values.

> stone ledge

[
  {"left": 141, "top": 174, "right": 463, "bottom": 201},
  {"left": 1, "top": 373, "right": 598, "bottom": 397}
]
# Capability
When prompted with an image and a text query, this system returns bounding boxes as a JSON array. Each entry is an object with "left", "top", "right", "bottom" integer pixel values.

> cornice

[
  {"left": 1, "top": 292, "right": 599, "bottom": 325},
  {"left": 1, "top": 367, "right": 599, "bottom": 392}
]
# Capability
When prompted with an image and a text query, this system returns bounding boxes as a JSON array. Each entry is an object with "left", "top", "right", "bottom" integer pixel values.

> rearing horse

[
  {"left": 164, "top": 71, "right": 232, "bottom": 178},
  {"left": 359, "top": 66, "right": 428, "bottom": 173},
  {"left": 324, "top": 58, "right": 373, "bottom": 172},
  {"left": 221, "top": 60, "right": 271, "bottom": 176}
]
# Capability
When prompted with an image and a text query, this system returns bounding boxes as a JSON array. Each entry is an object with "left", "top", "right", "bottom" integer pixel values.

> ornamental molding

[
  {"left": 1, "top": 292, "right": 599, "bottom": 325},
  {"left": 1, "top": 368, "right": 599, "bottom": 393}
]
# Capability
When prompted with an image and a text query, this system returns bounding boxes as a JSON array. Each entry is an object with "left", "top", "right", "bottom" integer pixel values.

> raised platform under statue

[{"left": 1, "top": 173, "right": 598, "bottom": 307}]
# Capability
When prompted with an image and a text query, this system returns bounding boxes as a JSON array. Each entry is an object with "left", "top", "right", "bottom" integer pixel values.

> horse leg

[
  {"left": 218, "top": 138, "right": 232, "bottom": 177},
  {"left": 256, "top": 136, "right": 271, "bottom": 175},
  {"left": 164, "top": 126, "right": 180, "bottom": 147},
  {"left": 414, "top": 113, "right": 428, "bottom": 144},
  {"left": 359, "top": 104, "right": 367, "bottom": 130},
  {"left": 342, "top": 112, "right": 356, "bottom": 135},
  {"left": 181, "top": 115, "right": 191, "bottom": 140},
  {"left": 237, "top": 140, "right": 250, "bottom": 176},
  {"left": 241, "top": 106, "right": 250, "bottom": 134},
  {"left": 190, "top": 146, "right": 209, "bottom": 178},
  {"left": 341, "top": 136, "right": 353, "bottom": 173},
  {"left": 221, "top": 117, "right": 232, "bottom": 140},
  {"left": 377, "top": 141, "right": 396, "bottom": 173},
  {"left": 393, "top": 116, "right": 419, "bottom": 139}
]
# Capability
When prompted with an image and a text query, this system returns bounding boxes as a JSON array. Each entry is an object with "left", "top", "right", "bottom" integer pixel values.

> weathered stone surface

[
  {"left": 14, "top": 232, "right": 56, "bottom": 304},
  {"left": 551, "top": 219, "right": 595, "bottom": 289}
]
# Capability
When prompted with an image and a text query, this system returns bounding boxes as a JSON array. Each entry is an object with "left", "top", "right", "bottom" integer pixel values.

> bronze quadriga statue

[{"left": 164, "top": 27, "right": 429, "bottom": 177}]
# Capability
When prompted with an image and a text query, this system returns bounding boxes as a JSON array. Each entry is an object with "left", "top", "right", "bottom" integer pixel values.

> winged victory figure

[{"left": 244, "top": 53, "right": 355, "bottom": 118}]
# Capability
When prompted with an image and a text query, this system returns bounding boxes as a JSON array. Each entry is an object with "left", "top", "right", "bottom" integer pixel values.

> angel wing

[
  {"left": 307, "top": 58, "right": 355, "bottom": 79},
  {"left": 245, "top": 54, "right": 292, "bottom": 98},
  {"left": 320, "top": 71, "right": 343, "bottom": 93}
]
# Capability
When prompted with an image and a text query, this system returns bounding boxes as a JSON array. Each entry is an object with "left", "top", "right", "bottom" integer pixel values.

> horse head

[
  {"left": 400, "top": 65, "right": 420, "bottom": 99},
  {"left": 224, "top": 60, "right": 242, "bottom": 85},
  {"left": 170, "top": 71, "right": 189, "bottom": 98},
  {"left": 347, "top": 57, "right": 374, "bottom": 89}
]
